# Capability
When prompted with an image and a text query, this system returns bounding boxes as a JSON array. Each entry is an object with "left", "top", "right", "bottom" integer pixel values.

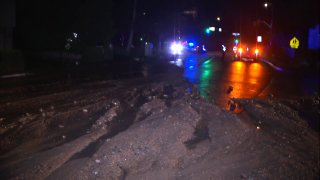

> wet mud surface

[{"left": 0, "top": 64, "right": 319, "bottom": 179}]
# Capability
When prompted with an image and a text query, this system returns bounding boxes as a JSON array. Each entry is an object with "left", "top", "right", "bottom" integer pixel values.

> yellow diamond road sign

[{"left": 290, "top": 37, "right": 299, "bottom": 49}]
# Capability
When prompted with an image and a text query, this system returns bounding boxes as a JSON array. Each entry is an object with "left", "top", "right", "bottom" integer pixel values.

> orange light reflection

[
  {"left": 227, "top": 62, "right": 264, "bottom": 98},
  {"left": 248, "top": 63, "right": 263, "bottom": 85},
  {"left": 229, "top": 61, "right": 246, "bottom": 98}
]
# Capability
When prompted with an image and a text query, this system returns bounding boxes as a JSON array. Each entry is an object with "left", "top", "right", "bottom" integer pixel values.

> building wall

[
  {"left": 308, "top": 24, "right": 320, "bottom": 50},
  {"left": 0, "top": 0, "right": 16, "bottom": 49}
]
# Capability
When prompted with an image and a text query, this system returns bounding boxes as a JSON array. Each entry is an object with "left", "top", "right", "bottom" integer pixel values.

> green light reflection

[{"left": 199, "top": 59, "right": 213, "bottom": 99}]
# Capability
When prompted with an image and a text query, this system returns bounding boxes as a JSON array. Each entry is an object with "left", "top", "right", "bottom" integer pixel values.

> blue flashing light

[{"left": 188, "top": 42, "right": 194, "bottom": 47}]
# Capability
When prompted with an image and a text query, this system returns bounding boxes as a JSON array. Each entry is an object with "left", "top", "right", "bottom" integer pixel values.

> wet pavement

[{"left": 178, "top": 53, "right": 319, "bottom": 111}]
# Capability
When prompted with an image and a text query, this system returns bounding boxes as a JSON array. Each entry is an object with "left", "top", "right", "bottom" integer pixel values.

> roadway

[{"left": 172, "top": 52, "right": 319, "bottom": 110}]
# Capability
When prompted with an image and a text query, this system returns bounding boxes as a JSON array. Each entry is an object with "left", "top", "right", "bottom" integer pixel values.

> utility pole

[
  {"left": 263, "top": 2, "right": 273, "bottom": 47},
  {"left": 127, "top": 0, "right": 137, "bottom": 52}
]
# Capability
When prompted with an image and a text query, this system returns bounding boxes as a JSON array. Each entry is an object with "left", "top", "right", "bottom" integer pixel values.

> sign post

[
  {"left": 290, "top": 37, "right": 299, "bottom": 49},
  {"left": 289, "top": 37, "right": 299, "bottom": 59}
]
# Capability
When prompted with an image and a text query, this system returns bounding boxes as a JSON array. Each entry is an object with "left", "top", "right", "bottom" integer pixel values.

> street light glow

[
  {"left": 264, "top": 2, "right": 268, "bottom": 8},
  {"left": 209, "top": 27, "right": 216, "bottom": 31},
  {"left": 217, "top": 17, "right": 221, "bottom": 21}
]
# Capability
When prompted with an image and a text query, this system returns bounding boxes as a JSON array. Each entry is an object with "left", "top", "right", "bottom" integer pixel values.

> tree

[{"left": 126, "top": 0, "right": 137, "bottom": 52}]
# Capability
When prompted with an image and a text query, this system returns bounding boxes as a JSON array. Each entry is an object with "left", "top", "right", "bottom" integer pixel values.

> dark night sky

[
  {"left": 115, "top": 0, "right": 319, "bottom": 36},
  {"left": 15, "top": 0, "right": 320, "bottom": 29},
  {"left": 14, "top": 0, "right": 319, "bottom": 49}
]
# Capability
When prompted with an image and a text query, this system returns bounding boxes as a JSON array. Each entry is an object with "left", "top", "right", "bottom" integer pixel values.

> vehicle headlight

[{"left": 170, "top": 42, "right": 183, "bottom": 55}]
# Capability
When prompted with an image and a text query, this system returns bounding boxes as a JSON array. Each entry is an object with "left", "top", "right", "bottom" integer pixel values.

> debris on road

[{"left": 227, "top": 85, "right": 233, "bottom": 94}]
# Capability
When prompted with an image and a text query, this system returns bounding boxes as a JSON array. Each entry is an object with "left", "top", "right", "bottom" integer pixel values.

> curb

[
  {"left": 261, "top": 59, "right": 287, "bottom": 71},
  {"left": 0, "top": 73, "right": 32, "bottom": 79}
]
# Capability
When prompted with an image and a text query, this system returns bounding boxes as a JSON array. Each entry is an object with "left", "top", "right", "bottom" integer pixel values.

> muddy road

[{"left": 0, "top": 59, "right": 319, "bottom": 179}]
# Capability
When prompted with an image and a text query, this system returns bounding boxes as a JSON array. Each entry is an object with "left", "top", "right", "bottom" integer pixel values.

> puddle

[{"left": 181, "top": 55, "right": 271, "bottom": 111}]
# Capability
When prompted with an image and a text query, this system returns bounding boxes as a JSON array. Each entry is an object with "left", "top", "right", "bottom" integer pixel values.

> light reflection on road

[
  {"left": 226, "top": 61, "right": 265, "bottom": 99},
  {"left": 183, "top": 56, "right": 270, "bottom": 109}
]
